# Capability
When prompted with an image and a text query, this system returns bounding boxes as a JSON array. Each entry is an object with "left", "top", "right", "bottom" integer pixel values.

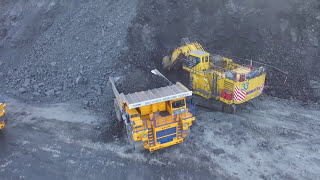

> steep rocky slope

[{"left": 0, "top": 0, "right": 137, "bottom": 113}]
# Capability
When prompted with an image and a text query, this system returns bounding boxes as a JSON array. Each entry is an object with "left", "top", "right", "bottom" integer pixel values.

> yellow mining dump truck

[
  {"left": 109, "top": 70, "right": 195, "bottom": 151},
  {"left": 0, "top": 96, "right": 7, "bottom": 130},
  {"left": 163, "top": 38, "right": 266, "bottom": 113}
]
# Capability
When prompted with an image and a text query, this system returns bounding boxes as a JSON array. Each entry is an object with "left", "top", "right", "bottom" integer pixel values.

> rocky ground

[{"left": 0, "top": 0, "right": 319, "bottom": 179}]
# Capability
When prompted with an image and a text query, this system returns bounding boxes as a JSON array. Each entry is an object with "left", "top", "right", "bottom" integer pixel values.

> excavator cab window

[
  {"left": 190, "top": 56, "right": 197, "bottom": 63},
  {"left": 205, "top": 56, "right": 209, "bottom": 62}
]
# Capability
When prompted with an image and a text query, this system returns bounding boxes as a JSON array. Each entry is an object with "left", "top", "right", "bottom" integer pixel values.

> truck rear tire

[
  {"left": 125, "top": 122, "right": 134, "bottom": 144},
  {"left": 114, "top": 99, "right": 122, "bottom": 121},
  {"left": 125, "top": 122, "right": 136, "bottom": 149}
]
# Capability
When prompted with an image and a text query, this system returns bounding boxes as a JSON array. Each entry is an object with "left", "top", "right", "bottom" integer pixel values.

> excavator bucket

[{"left": 162, "top": 56, "right": 171, "bottom": 70}]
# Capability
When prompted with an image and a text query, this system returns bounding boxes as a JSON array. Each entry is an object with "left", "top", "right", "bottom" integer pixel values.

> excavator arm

[{"left": 163, "top": 42, "right": 205, "bottom": 70}]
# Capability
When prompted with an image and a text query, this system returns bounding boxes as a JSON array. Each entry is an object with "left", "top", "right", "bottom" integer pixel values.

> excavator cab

[{"left": 186, "top": 50, "right": 210, "bottom": 71}]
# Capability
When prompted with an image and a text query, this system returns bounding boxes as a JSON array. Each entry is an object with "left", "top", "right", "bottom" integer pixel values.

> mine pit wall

[
  {"left": 0, "top": 0, "right": 319, "bottom": 106},
  {"left": 127, "top": 0, "right": 320, "bottom": 102}
]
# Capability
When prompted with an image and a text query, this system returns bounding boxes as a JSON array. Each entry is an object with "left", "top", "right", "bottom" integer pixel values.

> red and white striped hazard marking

[
  {"left": 260, "top": 83, "right": 264, "bottom": 92},
  {"left": 234, "top": 86, "right": 246, "bottom": 102}
]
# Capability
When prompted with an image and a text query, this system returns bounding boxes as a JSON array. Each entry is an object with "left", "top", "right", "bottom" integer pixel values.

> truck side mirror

[{"left": 126, "top": 114, "right": 130, "bottom": 124}]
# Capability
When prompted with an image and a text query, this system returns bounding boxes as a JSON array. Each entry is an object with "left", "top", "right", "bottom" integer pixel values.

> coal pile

[{"left": 115, "top": 70, "right": 170, "bottom": 94}]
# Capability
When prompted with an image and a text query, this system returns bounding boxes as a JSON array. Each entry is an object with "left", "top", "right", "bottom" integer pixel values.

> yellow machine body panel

[
  {"left": 189, "top": 71, "right": 214, "bottom": 99},
  {"left": 139, "top": 101, "right": 166, "bottom": 116},
  {"left": 0, "top": 103, "right": 6, "bottom": 130},
  {"left": 233, "top": 72, "right": 266, "bottom": 104}
]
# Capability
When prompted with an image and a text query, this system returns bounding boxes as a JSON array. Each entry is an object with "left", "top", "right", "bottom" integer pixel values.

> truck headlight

[
  {"left": 184, "top": 123, "right": 188, "bottom": 127},
  {"left": 143, "top": 134, "right": 147, "bottom": 138}
]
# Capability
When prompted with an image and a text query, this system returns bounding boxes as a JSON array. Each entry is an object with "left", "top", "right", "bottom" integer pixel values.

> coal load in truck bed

[{"left": 115, "top": 70, "right": 171, "bottom": 94}]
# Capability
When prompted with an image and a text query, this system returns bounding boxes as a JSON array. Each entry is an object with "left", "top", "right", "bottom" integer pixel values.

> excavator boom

[{"left": 162, "top": 42, "right": 205, "bottom": 70}]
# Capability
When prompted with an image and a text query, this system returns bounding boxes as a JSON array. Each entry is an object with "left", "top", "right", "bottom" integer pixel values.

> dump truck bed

[
  {"left": 122, "top": 82, "right": 192, "bottom": 109},
  {"left": 109, "top": 76, "right": 192, "bottom": 109}
]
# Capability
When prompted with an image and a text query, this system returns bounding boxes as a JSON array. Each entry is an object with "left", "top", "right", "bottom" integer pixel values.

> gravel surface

[{"left": 1, "top": 96, "right": 319, "bottom": 179}]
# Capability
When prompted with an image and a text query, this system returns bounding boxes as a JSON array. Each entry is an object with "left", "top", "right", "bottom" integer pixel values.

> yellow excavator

[
  {"left": 163, "top": 38, "right": 266, "bottom": 113},
  {"left": 0, "top": 96, "right": 6, "bottom": 130}
]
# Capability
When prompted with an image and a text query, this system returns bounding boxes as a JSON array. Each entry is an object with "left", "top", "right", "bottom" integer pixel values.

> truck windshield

[{"left": 172, "top": 100, "right": 185, "bottom": 109}]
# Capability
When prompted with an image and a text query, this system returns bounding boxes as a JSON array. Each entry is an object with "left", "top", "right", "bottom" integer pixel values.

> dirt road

[{"left": 0, "top": 95, "right": 319, "bottom": 179}]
